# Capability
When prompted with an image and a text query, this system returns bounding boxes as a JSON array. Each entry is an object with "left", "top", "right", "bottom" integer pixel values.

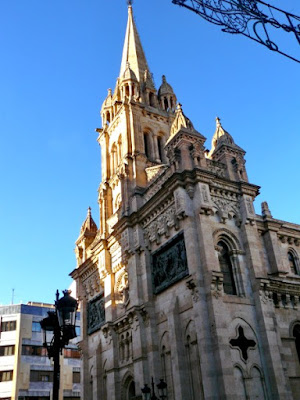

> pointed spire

[
  {"left": 210, "top": 117, "right": 245, "bottom": 155},
  {"left": 119, "top": 4, "right": 153, "bottom": 84},
  {"left": 79, "top": 207, "right": 98, "bottom": 237},
  {"left": 170, "top": 103, "right": 195, "bottom": 137}
]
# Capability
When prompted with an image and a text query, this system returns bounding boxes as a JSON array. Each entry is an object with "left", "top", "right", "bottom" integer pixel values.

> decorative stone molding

[
  {"left": 144, "top": 168, "right": 172, "bottom": 202},
  {"left": 143, "top": 203, "right": 178, "bottom": 245},
  {"left": 259, "top": 278, "right": 300, "bottom": 309},
  {"left": 145, "top": 164, "right": 168, "bottom": 183},
  {"left": 211, "top": 271, "right": 224, "bottom": 298},
  {"left": 186, "top": 278, "right": 200, "bottom": 302},
  {"left": 206, "top": 159, "right": 227, "bottom": 178},
  {"left": 278, "top": 235, "right": 300, "bottom": 246}
]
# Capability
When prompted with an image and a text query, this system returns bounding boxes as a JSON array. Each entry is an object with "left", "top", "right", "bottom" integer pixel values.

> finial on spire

[
  {"left": 127, "top": 0, "right": 133, "bottom": 6},
  {"left": 216, "top": 116, "right": 221, "bottom": 127},
  {"left": 176, "top": 103, "right": 182, "bottom": 112}
]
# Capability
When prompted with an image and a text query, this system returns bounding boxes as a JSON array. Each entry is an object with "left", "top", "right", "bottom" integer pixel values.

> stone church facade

[{"left": 71, "top": 5, "right": 300, "bottom": 399}]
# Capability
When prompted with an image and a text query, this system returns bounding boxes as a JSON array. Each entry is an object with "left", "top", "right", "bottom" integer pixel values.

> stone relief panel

[
  {"left": 152, "top": 232, "right": 189, "bottom": 294},
  {"left": 115, "top": 268, "right": 129, "bottom": 307},
  {"left": 87, "top": 293, "right": 105, "bottom": 335}
]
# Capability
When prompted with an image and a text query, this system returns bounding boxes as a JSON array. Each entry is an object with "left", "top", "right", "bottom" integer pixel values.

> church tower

[{"left": 71, "top": 5, "right": 300, "bottom": 400}]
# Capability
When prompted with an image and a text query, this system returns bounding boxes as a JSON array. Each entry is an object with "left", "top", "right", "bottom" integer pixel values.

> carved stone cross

[{"left": 230, "top": 326, "right": 256, "bottom": 361}]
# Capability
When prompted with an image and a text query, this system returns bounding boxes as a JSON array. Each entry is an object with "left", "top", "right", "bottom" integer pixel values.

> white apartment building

[{"left": 0, "top": 303, "right": 81, "bottom": 400}]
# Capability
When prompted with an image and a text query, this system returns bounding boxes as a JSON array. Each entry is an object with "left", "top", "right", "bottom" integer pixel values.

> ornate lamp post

[
  {"left": 40, "top": 290, "right": 78, "bottom": 400},
  {"left": 141, "top": 377, "right": 167, "bottom": 400}
]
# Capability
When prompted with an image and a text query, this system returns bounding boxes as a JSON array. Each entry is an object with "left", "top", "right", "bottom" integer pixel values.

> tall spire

[{"left": 119, "top": 4, "right": 151, "bottom": 83}]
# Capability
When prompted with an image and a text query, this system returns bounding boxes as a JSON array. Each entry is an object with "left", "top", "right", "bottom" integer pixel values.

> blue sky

[{"left": 0, "top": 1, "right": 299, "bottom": 305}]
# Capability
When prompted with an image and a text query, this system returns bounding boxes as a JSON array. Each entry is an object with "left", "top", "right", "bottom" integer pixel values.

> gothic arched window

[
  {"left": 288, "top": 251, "right": 298, "bottom": 275},
  {"left": 293, "top": 324, "right": 300, "bottom": 363},
  {"left": 218, "top": 241, "right": 237, "bottom": 295}
]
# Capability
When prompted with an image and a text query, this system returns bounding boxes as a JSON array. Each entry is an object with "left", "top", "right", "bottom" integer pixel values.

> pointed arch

[
  {"left": 249, "top": 366, "right": 266, "bottom": 399},
  {"left": 185, "top": 320, "right": 204, "bottom": 400},
  {"left": 288, "top": 248, "right": 299, "bottom": 275},
  {"left": 213, "top": 229, "right": 244, "bottom": 296},
  {"left": 218, "top": 241, "right": 237, "bottom": 295},
  {"left": 121, "top": 371, "right": 136, "bottom": 400},
  {"left": 233, "top": 365, "right": 247, "bottom": 400},
  {"left": 160, "top": 332, "right": 174, "bottom": 400}
]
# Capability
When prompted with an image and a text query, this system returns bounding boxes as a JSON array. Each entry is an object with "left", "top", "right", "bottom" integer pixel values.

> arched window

[
  {"left": 149, "top": 92, "right": 155, "bottom": 107},
  {"left": 118, "top": 135, "right": 122, "bottom": 165},
  {"left": 111, "top": 143, "right": 118, "bottom": 174},
  {"left": 288, "top": 251, "right": 298, "bottom": 275},
  {"left": 125, "top": 85, "right": 130, "bottom": 97},
  {"left": 293, "top": 324, "right": 300, "bottom": 363},
  {"left": 144, "top": 133, "right": 150, "bottom": 159},
  {"left": 218, "top": 241, "right": 237, "bottom": 295},
  {"left": 106, "top": 111, "right": 111, "bottom": 126},
  {"left": 164, "top": 97, "right": 169, "bottom": 111},
  {"left": 157, "top": 136, "right": 164, "bottom": 162},
  {"left": 161, "top": 332, "right": 174, "bottom": 400}
]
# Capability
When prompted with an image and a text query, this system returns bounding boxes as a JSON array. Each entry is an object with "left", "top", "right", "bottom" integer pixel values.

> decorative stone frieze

[{"left": 206, "top": 158, "right": 227, "bottom": 177}]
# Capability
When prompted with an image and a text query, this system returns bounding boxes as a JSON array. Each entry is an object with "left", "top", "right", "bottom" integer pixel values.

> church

[{"left": 70, "top": 4, "right": 300, "bottom": 399}]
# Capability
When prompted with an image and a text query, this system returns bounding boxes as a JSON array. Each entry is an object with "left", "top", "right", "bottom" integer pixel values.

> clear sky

[{"left": 0, "top": 1, "right": 299, "bottom": 305}]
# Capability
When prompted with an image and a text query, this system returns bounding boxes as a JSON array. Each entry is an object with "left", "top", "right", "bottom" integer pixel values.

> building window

[
  {"left": 293, "top": 324, "right": 300, "bottom": 363},
  {"left": 0, "top": 370, "right": 13, "bottom": 382},
  {"left": 218, "top": 241, "right": 237, "bottom": 295},
  {"left": 75, "top": 326, "right": 81, "bottom": 337},
  {"left": 1, "top": 320, "right": 16, "bottom": 332},
  {"left": 144, "top": 133, "right": 150, "bottom": 158},
  {"left": 73, "top": 371, "right": 80, "bottom": 383},
  {"left": 30, "top": 370, "right": 53, "bottom": 382},
  {"left": 63, "top": 348, "right": 81, "bottom": 359},
  {"left": 157, "top": 136, "right": 164, "bottom": 162},
  {"left": 288, "top": 251, "right": 298, "bottom": 275},
  {"left": 22, "top": 345, "right": 48, "bottom": 356},
  {"left": 0, "top": 345, "right": 15, "bottom": 356},
  {"left": 32, "top": 321, "right": 41, "bottom": 332}
]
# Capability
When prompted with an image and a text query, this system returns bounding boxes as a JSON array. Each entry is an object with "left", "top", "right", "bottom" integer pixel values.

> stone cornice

[{"left": 70, "top": 256, "right": 97, "bottom": 280}]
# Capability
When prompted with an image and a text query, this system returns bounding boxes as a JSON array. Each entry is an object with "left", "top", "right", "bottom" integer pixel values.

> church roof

[
  {"left": 158, "top": 75, "right": 175, "bottom": 97},
  {"left": 119, "top": 5, "right": 154, "bottom": 85}
]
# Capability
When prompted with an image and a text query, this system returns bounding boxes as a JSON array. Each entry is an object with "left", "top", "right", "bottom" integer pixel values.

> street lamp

[
  {"left": 40, "top": 290, "right": 78, "bottom": 400},
  {"left": 157, "top": 379, "right": 168, "bottom": 399},
  {"left": 141, "top": 377, "right": 167, "bottom": 400}
]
